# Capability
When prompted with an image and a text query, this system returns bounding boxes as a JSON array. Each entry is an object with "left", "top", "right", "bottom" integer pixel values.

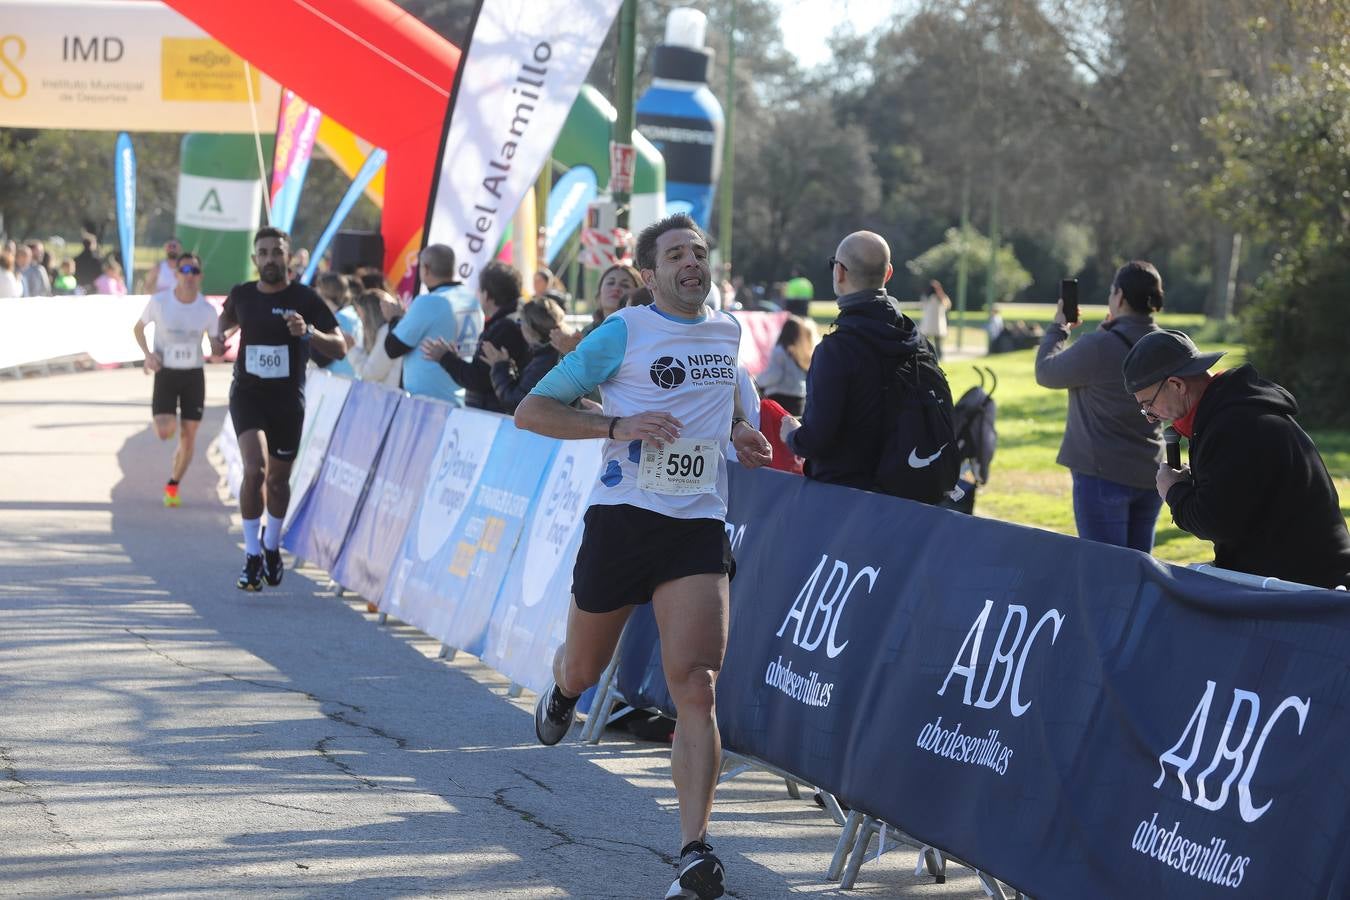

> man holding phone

[
  {"left": 1035, "top": 263, "right": 1166, "bottom": 552},
  {"left": 219, "top": 228, "right": 347, "bottom": 592}
]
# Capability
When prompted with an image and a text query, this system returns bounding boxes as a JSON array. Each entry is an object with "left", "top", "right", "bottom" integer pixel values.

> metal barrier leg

[
  {"left": 784, "top": 777, "right": 801, "bottom": 800},
  {"left": 581, "top": 651, "right": 621, "bottom": 744},
  {"left": 828, "top": 809, "right": 865, "bottom": 882},
  {"left": 438, "top": 644, "right": 456, "bottom": 660},
  {"left": 819, "top": 791, "right": 847, "bottom": 827},
  {"left": 914, "top": 845, "right": 946, "bottom": 884},
  {"left": 840, "top": 816, "right": 879, "bottom": 889},
  {"left": 507, "top": 682, "right": 523, "bottom": 698},
  {"left": 376, "top": 612, "right": 388, "bottom": 625},
  {"left": 976, "top": 870, "right": 1009, "bottom": 899}
]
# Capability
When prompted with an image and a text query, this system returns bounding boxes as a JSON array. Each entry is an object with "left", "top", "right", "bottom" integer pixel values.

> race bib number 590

[
  {"left": 245, "top": 344, "right": 289, "bottom": 379},
  {"left": 637, "top": 438, "right": 719, "bottom": 496}
]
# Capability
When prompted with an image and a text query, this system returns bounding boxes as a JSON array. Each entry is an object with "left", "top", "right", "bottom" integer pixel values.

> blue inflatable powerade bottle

[{"left": 636, "top": 9, "right": 725, "bottom": 231}]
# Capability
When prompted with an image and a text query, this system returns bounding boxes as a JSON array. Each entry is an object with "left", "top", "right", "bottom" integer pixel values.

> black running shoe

[
  {"left": 534, "top": 681, "right": 578, "bottom": 746},
  {"left": 262, "top": 546, "right": 284, "bottom": 586},
  {"left": 665, "top": 840, "right": 725, "bottom": 900},
  {"left": 236, "top": 553, "right": 264, "bottom": 592}
]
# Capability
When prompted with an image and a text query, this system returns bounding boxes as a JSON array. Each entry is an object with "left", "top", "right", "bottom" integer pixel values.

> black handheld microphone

[{"left": 1164, "top": 427, "right": 1182, "bottom": 470}]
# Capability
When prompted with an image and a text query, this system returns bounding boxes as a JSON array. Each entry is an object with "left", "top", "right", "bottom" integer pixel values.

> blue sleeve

[
  {"left": 529, "top": 315, "right": 628, "bottom": 403},
  {"left": 336, "top": 306, "right": 361, "bottom": 338},
  {"left": 392, "top": 295, "right": 433, "bottom": 346}
]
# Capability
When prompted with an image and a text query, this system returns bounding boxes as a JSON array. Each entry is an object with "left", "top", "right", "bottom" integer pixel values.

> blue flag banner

[
  {"left": 544, "top": 165, "right": 598, "bottom": 264},
  {"left": 481, "top": 439, "right": 604, "bottom": 693},
  {"left": 614, "top": 463, "right": 1350, "bottom": 898},
  {"left": 433, "top": 424, "right": 558, "bottom": 658},
  {"left": 282, "top": 380, "right": 400, "bottom": 570},
  {"left": 381, "top": 409, "right": 502, "bottom": 638},
  {"left": 114, "top": 133, "right": 136, "bottom": 278},
  {"left": 329, "top": 393, "right": 448, "bottom": 602},
  {"left": 303, "top": 147, "right": 388, "bottom": 285}
]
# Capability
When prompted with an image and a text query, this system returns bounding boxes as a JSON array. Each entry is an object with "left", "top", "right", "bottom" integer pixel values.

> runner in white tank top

[{"left": 516, "top": 215, "right": 772, "bottom": 900}]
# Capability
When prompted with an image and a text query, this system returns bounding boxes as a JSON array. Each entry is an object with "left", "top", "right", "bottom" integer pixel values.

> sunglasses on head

[{"left": 179, "top": 264, "right": 202, "bottom": 275}]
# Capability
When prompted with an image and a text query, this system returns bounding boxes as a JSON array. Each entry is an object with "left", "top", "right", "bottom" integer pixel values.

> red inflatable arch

[{"left": 163, "top": 0, "right": 460, "bottom": 280}]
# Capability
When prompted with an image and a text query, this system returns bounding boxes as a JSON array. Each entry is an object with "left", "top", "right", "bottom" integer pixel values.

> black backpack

[{"left": 873, "top": 346, "right": 960, "bottom": 504}]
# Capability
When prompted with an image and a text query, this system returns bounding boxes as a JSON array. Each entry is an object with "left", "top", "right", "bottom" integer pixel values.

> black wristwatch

[{"left": 730, "top": 416, "right": 750, "bottom": 440}]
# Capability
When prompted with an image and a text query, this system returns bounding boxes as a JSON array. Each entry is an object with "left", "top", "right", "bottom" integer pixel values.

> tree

[
  {"left": 1203, "top": 1, "right": 1350, "bottom": 424},
  {"left": 730, "top": 98, "right": 880, "bottom": 284},
  {"left": 906, "top": 227, "right": 1032, "bottom": 309}
]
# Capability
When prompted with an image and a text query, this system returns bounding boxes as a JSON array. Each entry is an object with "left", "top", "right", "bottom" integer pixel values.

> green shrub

[
  {"left": 1242, "top": 245, "right": 1350, "bottom": 427},
  {"left": 905, "top": 227, "right": 1032, "bottom": 310}
]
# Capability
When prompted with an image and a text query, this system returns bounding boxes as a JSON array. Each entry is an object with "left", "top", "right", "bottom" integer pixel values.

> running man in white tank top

[{"left": 516, "top": 214, "right": 772, "bottom": 900}]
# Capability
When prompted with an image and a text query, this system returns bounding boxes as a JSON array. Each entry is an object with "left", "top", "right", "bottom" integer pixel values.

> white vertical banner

[{"left": 424, "top": 0, "right": 625, "bottom": 291}]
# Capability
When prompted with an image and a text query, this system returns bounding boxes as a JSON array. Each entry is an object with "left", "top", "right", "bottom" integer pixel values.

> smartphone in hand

[{"left": 1060, "top": 278, "right": 1079, "bottom": 324}]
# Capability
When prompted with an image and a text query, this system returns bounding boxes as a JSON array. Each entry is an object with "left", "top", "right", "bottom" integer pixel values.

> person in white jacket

[{"left": 350, "top": 289, "right": 404, "bottom": 388}]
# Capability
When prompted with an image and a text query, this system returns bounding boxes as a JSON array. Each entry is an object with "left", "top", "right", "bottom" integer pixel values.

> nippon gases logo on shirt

[{"left": 648, "top": 352, "right": 737, "bottom": 390}]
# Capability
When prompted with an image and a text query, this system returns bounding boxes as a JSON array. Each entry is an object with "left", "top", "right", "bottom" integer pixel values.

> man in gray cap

[{"left": 1123, "top": 329, "right": 1350, "bottom": 589}]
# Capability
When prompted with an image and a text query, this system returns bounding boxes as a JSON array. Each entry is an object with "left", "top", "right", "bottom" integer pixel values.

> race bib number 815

[{"left": 637, "top": 438, "right": 719, "bottom": 496}]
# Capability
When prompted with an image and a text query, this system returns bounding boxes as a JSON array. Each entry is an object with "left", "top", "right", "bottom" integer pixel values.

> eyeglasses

[
  {"left": 827, "top": 256, "right": 848, "bottom": 276},
  {"left": 178, "top": 265, "right": 202, "bottom": 275},
  {"left": 1138, "top": 378, "right": 1170, "bottom": 423}
]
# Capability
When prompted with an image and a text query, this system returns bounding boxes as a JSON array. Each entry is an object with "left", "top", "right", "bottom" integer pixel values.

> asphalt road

[{"left": 0, "top": 366, "right": 990, "bottom": 899}]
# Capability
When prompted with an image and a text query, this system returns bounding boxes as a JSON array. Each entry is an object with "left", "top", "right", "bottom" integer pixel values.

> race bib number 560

[
  {"left": 245, "top": 344, "right": 289, "bottom": 379},
  {"left": 637, "top": 438, "right": 719, "bottom": 496}
]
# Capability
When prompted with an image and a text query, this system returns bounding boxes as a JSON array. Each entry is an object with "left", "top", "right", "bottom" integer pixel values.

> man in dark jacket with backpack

[{"left": 781, "top": 231, "right": 957, "bottom": 502}]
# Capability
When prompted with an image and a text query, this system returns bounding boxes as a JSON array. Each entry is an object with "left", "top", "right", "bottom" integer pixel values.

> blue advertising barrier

[
  {"left": 433, "top": 425, "right": 558, "bottom": 658},
  {"left": 282, "top": 380, "right": 401, "bottom": 571},
  {"left": 481, "top": 440, "right": 605, "bottom": 694},
  {"left": 329, "top": 393, "right": 449, "bottom": 602},
  {"left": 614, "top": 463, "right": 1350, "bottom": 899},
  {"left": 276, "top": 379, "right": 1350, "bottom": 897},
  {"left": 380, "top": 409, "right": 502, "bottom": 643}
]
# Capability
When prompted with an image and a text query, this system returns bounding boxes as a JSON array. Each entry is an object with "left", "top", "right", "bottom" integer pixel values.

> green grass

[{"left": 803, "top": 301, "right": 1350, "bottom": 565}]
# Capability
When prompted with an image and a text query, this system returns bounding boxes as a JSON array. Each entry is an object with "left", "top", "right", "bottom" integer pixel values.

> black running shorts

[
  {"left": 151, "top": 368, "right": 206, "bottom": 421},
  {"left": 229, "top": 381, "right": 304, "bottom": 461},
  {"left": 571, "top": 503, "right": 734, "bottom": 614}
]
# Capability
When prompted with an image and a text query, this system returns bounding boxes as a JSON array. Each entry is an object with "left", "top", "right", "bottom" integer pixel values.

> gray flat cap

[{"left": 1122, "top": 329, "right": 1225, "bottom": 393}]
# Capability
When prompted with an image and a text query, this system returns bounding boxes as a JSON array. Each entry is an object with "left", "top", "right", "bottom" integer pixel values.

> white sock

[
  {"left": 264, "top": 514, "right": 284, "bottom": 551},
  {"left": 242, "top": 517, "right": 261, "bottom": 556}
]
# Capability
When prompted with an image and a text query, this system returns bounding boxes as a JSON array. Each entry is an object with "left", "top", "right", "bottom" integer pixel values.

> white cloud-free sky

[{"left": 777, "top": 0, "right": 904, "bottom": 69}]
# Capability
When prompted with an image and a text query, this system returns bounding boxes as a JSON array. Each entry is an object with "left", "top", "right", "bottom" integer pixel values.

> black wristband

[
  {"left": 730, "top": 416, "right": 749, "bottom": 440},
  {"left": 608, "top": 416, "right": 620, "bottom": 440}
]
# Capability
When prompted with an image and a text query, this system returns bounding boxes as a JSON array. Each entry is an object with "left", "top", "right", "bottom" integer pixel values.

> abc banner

[
  {"left": 423, "top": 0, "right": 624, "bottom": 292},
  {"left": 618, "top": 464, "right": 1350, "bottom": 898},
  {"left": 329, "top": 394, "right": 449, "bottom": 604}
]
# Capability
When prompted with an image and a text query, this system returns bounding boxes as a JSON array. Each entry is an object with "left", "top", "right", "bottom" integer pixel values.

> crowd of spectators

[
  {"left": 0, "top": 234, "right": 118, "bottom": 297},
  {"left": 8, "top": 221, "right": 1343, "bottom": 589}
]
